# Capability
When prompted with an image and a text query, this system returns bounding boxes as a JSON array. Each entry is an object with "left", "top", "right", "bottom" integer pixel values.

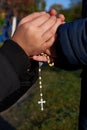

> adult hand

[
  {"left": 50, "top": 9, "right": 65, "bottom": 23},
  {"left": 32, "top": 10, "right": 65, "bottom": 62},
  {"left": 11, "top": 12, "right": 58, "bottom": 56}
]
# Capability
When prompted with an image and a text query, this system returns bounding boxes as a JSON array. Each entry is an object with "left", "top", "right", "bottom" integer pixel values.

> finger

[
  {"left": 49, "top": 9, "right": 57, "bottom": 16},
  {"left": 40, "top": 16, "right": 56, "bottom": 34},
  {"left": 45, "top": 48, "right": 56, "bottom": 58},
  {"left": 45, "top": 49, "right": 51, "bottom": 56},
  {"left": 30, "top": 13, "right": 50, "bottom": 26},
  {"left": 58, "top": 14, "right": 65, "bottom": 22},
  {"left": 18, "top": 12, "right": 46, "bottom": 26},
  {"left": 41, "top": 35, "right": 55, "bottom": 52},
  {"left": 62, "top": 21, "right": 66, "bottom": 24},
  {"left": 42, "top": 18, "right": 61, "bottom": 42},
  {"left": 32, "top": 55, "right": 48, "bottom": 62}
]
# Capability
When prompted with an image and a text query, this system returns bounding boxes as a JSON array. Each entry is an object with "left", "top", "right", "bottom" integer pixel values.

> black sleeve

[
  {"left": 82, "top": 0, "right": 87, "bottom": 18},
  {"left": 0, "top": 39, "right": 38, "bottom": 103},
  {"left": 54, "top": 18, "right": 87, "bottom": 70}
]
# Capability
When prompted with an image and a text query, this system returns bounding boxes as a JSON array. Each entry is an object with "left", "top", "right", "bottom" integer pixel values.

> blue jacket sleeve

[{"left": 54, "top": 18, "right": 87, "bottom": 70}]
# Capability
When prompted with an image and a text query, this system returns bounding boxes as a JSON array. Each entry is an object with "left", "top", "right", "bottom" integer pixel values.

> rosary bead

[
  {"left": 48, "top": 62, "right": 54, "bottom": 67},
  {"left": 39, "top": 76, "right": 42, "bottom": 80},
  {"left": 40, "top": 85, "right": 42, "bottom": 88},
  {"left": 39, "top": 81, "right": 42, "bottom": 85},
  {"left": 39, "top": 68, "right": 41, "bottom": 72},
  {"left": 40, "top": 93, "right": 43, "bottom": 97}
]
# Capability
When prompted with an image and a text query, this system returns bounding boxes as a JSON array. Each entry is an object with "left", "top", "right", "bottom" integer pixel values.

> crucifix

[
  {"left": 38, "top": 98, "right": 46, "bottom": 111},
  {"left": 38, "top": 59, "right": 54, "bottom": 111}
]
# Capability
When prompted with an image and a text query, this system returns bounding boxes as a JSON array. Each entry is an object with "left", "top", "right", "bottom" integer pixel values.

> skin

[
  {"left": 12, "top": 11, "right": 63, "bottom": 57},
  {"left": 50, "top": 9, "right": 65, "bottom": 22},
  {"left": 32, "top": 9, "right": 65, "bottom": 62}
]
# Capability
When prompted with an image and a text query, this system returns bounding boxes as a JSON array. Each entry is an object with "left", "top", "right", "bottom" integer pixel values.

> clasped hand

[{"left": 12, "top": 9, "right": 65, "bottom": 62}]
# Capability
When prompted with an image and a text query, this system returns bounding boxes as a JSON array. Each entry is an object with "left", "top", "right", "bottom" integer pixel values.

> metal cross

[{"left": 38, "top": 98, "right": 46, "bottom": 111}]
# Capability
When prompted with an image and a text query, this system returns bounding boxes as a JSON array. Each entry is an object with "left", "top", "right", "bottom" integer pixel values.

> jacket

[
  {"left": 54, "top": 2, "right": 87, "bottom": 70},
  {"left": 0, "top": 39, "right": 38, "bottom": 112}
]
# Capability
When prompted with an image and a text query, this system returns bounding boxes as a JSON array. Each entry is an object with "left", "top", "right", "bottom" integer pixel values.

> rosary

[
  {"left": 11, "top": 17, "right": 54, "bottom": 111},
  {"left": 38, "top": 53, "right": 54, "bottom": 111}
]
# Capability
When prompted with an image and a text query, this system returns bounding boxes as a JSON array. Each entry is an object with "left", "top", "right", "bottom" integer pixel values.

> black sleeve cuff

[{"left": 0, "top": 39, "right": 31, "bottom": 77}]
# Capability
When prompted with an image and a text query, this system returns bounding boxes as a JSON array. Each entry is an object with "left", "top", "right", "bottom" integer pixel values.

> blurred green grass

[
  {"left": 2, "top": 66, "right": 81, "bottom": 130},
  {"left": 0, "top": 42, "right": 3, "bottom": 47}
]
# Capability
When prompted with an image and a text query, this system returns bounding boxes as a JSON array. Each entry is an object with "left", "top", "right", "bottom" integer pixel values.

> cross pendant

[{"left": 38, "top": 98, "right": 46, "bottom": 111}]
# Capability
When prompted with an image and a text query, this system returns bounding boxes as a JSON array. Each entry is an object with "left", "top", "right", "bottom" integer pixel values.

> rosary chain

[{"left": 38, "top": 53, "right": 54, "bottom": 111}]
